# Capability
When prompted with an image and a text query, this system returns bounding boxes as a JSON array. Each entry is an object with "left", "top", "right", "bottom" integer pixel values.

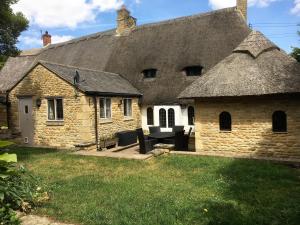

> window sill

[
  {"left": 46, "top": 121, "right": 64, "bottom": 126},
  {"left": 273, "top": 132, "right": 288, "bottom": 134},
  {"left": 124, "top": 117, "right": 134, "bottom": 121},
  {"left": 219, "top": 130, "right": 232, "bottom": 133},
  {"left": 100, "top": 119, "right": 113, "bottom": 124}
]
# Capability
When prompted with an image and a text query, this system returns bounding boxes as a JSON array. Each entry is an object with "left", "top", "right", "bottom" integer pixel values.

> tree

[
  {"left": 0, "top": 0, "right": 29, "bottom": 69},
  {"left": 290, "top": 31, "right": 300, "bottom": 62}
]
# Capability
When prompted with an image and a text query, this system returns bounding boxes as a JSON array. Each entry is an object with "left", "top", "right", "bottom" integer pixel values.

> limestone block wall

[
  {"left": 97, "top": 97, "right": 141, "bottom": 143},
  {"left": 9, "top": 65, "right": 95, "bottom": 148},
  {"left": 0, "top": 104, "right": 7, "bottom": 127},
  {"left": 195, "top": 96, "right": 300, "bottom": 160}
]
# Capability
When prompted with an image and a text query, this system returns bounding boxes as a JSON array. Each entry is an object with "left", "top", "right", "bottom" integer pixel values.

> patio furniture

[
  {"left": 116, "top": 130, "right": 137, "bottom": 146},
  {"left": 136, "top": 128, "right": 157, "bottom": 154},
  {"left": 174, "top": 130, "right": 187, "bottom": 151},
  {"left": 148, "top": 132, "right": 175, "bottom": 143},
  {"left": 149, "top": 126, "right": 161, "bottom": 134},
  {"left": 172, "top": 126, "right": 184, "bottom": 132}
]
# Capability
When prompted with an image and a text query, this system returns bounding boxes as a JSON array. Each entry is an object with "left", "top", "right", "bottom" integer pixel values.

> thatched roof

[
  {"left": 0, "top": 7, "right": 250, "bottom": 104},
  {"left": 179, "top": 31, "right": 300, "bottom": 99}
]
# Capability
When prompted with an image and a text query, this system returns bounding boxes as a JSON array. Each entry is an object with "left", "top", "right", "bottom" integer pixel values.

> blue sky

[{"left": 13, "top": 0, "right": 300, "bottom": 53}]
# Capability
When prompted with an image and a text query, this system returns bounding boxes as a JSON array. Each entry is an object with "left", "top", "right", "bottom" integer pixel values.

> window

[
  {"left": 100, "top": 98, "right": 111, "bottom": 119},
  {"left": 219, "top": 112, "right": 231, "bottom": 131},
  {"left": 159, "top": 109, "right": 167, "bottom": 128},
  {"left": 183, "top": 66, "right": 203, "bottom": 76},
  {"left": 147, "top": 107, "right": 154, "bottom": 125},
  {"left": 168, "top": 108, "right": 175, "bottom": 127},
  {"left": 188, "top": 106, "right": 195, "bottom": 125},
  {"left": 124, "top": 98, "right": 132, "bottom": 117},
  {"left": 24, "top": 105, "right": 29, "bottom": 114},
  {"left": 48, "top": 98, "right": 63, "bottom": 121},
  {"left": 142, "top": 69, "right": 157, "bottom": 78},
  {"left": 272, "top": 111, "right": 287, "bottom": 132}
]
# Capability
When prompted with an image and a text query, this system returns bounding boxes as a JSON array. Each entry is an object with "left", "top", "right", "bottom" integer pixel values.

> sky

[{"left": 12, "top": 0, "right": 300, "bottom": 53}]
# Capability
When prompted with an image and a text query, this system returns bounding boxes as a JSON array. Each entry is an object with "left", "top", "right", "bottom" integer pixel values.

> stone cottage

[{"left": 0, "top": 0, "right": 299, "bottom": 160}]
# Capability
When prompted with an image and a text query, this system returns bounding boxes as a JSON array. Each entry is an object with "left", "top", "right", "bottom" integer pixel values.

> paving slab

[{"left": 20, "top": 215, "right": 75, "bottom": 225}]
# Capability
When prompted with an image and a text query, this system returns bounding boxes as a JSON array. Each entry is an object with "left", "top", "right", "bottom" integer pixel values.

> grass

[
  {"left": 7, "top": 146, "right": 300, "bottom": 225},
  {"left": 0, "top": 140, "right": 14, "bottom": 148}
]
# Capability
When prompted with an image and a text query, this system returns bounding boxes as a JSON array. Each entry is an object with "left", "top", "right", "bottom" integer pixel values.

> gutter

[{"left": 93, "top": 96, "right": 99, "bottom": 151}]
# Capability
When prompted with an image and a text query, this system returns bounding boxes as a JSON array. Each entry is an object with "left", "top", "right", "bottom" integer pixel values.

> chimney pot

[{"left": 42, "top": 31, "right": 51, "bottom": 47}]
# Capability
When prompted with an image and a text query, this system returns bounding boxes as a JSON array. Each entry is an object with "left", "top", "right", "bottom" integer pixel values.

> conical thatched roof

[
  {"left": 179, "top": 31, "right": 300, "bottom": 99},
  {"left": 0, "top": 7, "right": 250, "bottom": 104}
]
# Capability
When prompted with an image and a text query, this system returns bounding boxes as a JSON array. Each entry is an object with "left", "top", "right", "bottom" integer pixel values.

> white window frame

[
  {"left": 124, "top": 98, "right": 132, "bottom": 118},
  {"left": 47, "top": 98, "right": 64, "bottom": 121},
  {"left": 99, "top": 97, "right": 112, "bottom": 119}
]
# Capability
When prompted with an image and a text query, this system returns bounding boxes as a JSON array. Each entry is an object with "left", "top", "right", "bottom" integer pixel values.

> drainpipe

[{"left": 93, "top": 96, "right": 99, "bottom": 151}]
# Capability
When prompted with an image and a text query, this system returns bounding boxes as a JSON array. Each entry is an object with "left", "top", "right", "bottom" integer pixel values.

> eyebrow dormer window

[
  {"left": 142, "top": 69, "right": 157, "bottom": 78},
  {"left": 183, "top": 66, "right": 203, "bottom": 76}
]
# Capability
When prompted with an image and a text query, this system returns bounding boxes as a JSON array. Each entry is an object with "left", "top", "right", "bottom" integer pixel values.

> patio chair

[
  {"left": 149, "top": 126, "right": 161, "bottom": 134},
  {"left": 174, "top": 130, "right": 187, "bottom": 151},
  {"left": 136, "top": 128, "right": 157, "bottom": 154},
  {"left": 172, "top": 126, "right": 184, "bottom": 133}
]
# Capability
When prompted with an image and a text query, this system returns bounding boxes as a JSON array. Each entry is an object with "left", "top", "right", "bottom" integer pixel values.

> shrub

[{"left": 0, "top": 153, "right": 48, "bottom": 225}]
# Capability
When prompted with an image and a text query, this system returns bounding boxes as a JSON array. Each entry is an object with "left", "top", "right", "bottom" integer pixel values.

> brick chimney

[
  {"left": 116, "top": 5, "right": 136, "bottom": 36},
  {"left": 237, "top": 0, "right": 247, "bottom": 21},
  {"left": 42, "top": 31, "right": 51, "bottom": 47}
]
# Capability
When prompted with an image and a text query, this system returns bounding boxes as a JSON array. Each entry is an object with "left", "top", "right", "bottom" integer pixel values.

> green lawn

[{"left": 7, "top": 146, "right": 300, "bottom": 225}]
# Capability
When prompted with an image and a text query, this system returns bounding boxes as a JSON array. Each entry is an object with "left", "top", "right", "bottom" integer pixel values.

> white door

[{"left": 19, "top": 97, "right": 34, "bottom": 145}]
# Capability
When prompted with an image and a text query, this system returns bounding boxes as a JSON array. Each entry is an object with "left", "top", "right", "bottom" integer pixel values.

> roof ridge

[
  {"left": 136, "top": 7, "right": 237, "bottom": 30},
  {"left": 38, "top": 60, "right": 120, "bottom": 76}
]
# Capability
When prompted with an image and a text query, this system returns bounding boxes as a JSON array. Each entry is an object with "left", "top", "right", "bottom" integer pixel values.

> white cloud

[
  {"left": 12, "top": 0, "right": 124, "bottom": 28},
  {"left": 51, "top": 35, "right": 74, "bottom": 44},
  {"left": 209, "top": 0, "right": 280, "bottom": 10},
  {"left": 291, "top": 0, "right": 300, "bottom": 15},
  {"left": 19, "top": 34, "right": 74, "bottom": 48}
]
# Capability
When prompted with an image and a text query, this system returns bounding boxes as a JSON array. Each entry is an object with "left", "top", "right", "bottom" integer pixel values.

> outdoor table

[{"left": 148, "top": 132, "right": 175, "bottom": 142}]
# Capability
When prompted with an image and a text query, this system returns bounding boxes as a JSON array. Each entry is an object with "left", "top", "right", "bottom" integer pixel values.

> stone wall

[
  {"left": 195, "top": 96, "right": 300, "bottom": 160},
  {"left": 98, "top": 97, "right": 141, "bottom": 146},
  {"left": 0, "top": 104, "right": 7, "bottom": 127},
  {"left": 8, "top": 65, "right": 141, "bottom": 149}
]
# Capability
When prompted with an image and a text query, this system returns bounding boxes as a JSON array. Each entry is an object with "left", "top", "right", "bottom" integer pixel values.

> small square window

[
  {"left": 48, "top": 98, "right": 64, "bottom": 121},
  {"left": 100, "top": 98, "right": 111, "bottom": 119},
  {"left": 142, "top": 69, "right": 157, "bottom": 78},
  {"left": 124, "top": 99, "right": 132, "bottom": 117}
]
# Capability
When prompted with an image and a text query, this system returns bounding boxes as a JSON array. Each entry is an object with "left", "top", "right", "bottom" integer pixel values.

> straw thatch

[
  {"left": 0, "top": 7, "right": 250, "bottom": 104},
  {"left": 179, "top": 31, "right": 300, "bottom": 99}
]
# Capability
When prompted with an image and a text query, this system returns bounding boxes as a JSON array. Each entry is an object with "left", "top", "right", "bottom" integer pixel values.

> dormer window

[
  {"left": 183, "top": 66, "right": 203, "bottom": 76},
  {"left": 142, "top": 69, "right": 157, "bottom": 78}
]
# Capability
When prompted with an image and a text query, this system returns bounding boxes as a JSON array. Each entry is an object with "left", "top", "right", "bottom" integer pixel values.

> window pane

[
  {"left": 168, "top": 108, "right": 175, "bottom": 127},
  {"left": 188, "top": 106, "right": 195, "bottom": 125},
  {"left": 159, "top": 109, "right": 166, "bottom": 128},
  {"left": 48, "top": 99, "right": 55, "bottom": 120},
  {"left": 106, "top": 98, "right": 111, "bottom": 118},
  {"left": 56, "top": 99, "right": 64, "bottom": 120},
  {"left": 147, "top": 107, "right": 154, "bottom": 125},
  {"left": 124, "top": 99, "right": 132, "bottom": 117},
  {"left": 272, "top": 111, "right": 287, "bottom": 132},
  {"left": 219, "top": 112, "right": 231, "bottom": 131},
  {"left": 100, "top": 98, "right": 105, "bottom": 118}
]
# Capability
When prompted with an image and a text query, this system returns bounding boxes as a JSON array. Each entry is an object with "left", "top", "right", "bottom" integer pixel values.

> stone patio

[{"left": 19, "top": 214, "right": 75, "bottom": 225}]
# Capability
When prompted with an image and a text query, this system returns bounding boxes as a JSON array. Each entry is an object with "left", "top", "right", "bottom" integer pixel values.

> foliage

[
  {"left": 290, "top": 47, "right": 300, "bottom": 62},
  {"left": 290, "top": 31, "right": 300, "bottom": 62},
  {"left": 10, "top": 147, "right": 300, "bottom": 225},
  {"left": 0, "top": 140, "right": 13, "bottom": 148},
  {"left": 0, "top": 150, "right": 48, "bottom": 225},
  {"left": 0, "top": 0, "right": 29, "bottom": 69}
]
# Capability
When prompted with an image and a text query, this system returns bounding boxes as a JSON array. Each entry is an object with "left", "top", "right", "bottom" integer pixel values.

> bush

[{"left": 0, "top": 153, "right": 48, "bottom": 225}]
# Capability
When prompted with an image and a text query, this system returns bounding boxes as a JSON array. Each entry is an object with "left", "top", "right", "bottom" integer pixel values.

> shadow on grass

[
  {"left": 198, "top": 159, "right": 300, "bottom": 225},
  {"left": 7, "top": 146, "right": 60, "bottom": 161}
]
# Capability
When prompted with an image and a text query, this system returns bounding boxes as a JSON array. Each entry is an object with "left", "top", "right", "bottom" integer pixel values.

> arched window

[
  {"left": 168, "top": 108, "right": 175, "bottom": 127},
  {"left": 147, "top": 107, "right": 154, "bottom": 125},
  {"left": 219, "top": 112, "right": 231, "bottom": 131},
  {"left": 159, "top": 109, "right": 167, "bottom": 128},
  {"left": 272, "top": 111, "right": 287, "bottom": 132},
  {"left": 188, "top": 106, "right": 195, "bottom": 125}
]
